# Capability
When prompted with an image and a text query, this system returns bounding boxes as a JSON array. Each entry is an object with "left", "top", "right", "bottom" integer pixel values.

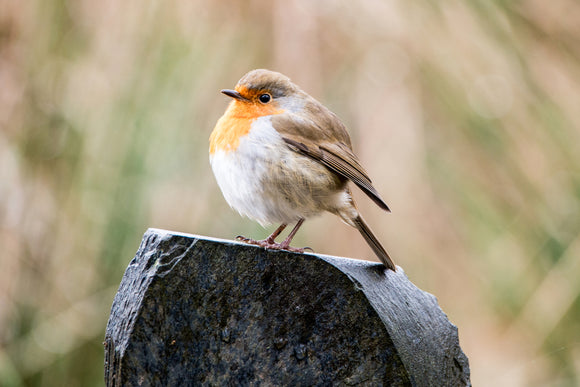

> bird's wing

[{"left": 272, "top": 111, "right": 390, "bottom": 212}]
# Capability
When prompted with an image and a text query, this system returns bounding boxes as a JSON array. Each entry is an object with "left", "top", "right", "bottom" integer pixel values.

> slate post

[{"left": 104, "top": 228, "right": 470, "bottom": 386}]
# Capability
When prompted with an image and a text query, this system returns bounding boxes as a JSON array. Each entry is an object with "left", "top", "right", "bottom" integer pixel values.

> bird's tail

[{"left": 352, "top": 215, "right": 396, "bottom": 271}]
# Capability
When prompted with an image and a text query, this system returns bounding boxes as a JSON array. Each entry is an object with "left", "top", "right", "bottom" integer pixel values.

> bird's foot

[{"left": 235, "top": 235, "right": 313, "bottom": 253}]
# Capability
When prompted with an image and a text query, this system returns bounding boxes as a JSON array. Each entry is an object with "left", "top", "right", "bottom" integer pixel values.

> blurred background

[{"left": 1, "top": 0, "right": 579, "bottom": 385}]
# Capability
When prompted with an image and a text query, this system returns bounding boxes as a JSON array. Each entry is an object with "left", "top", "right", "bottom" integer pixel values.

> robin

[{"left": 209, "top": 69, "right": 396, "bottom": 271}]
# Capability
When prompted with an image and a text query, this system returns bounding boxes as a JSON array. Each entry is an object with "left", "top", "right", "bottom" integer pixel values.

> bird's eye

[{"left": 258, "top": 93, "right": 271, "bottom": 103}]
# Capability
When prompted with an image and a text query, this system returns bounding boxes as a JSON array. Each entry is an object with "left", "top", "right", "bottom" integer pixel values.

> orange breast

[
  {"left": 209, "top": 98, "right": 284, "bottom": 154},
  {"left": 209, "top": 114, "right": 252, "bottom": 154}
]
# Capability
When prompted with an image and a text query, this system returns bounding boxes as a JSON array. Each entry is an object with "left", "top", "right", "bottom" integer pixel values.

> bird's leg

[
  {"left": 236, "top": 219, "right": 313, "bottom": 253},
  {"left": 265, "top": 223, "right": 287, "bottom": 244},
  {"left": 236, "top": 223, "right": 286, "bottom": 245},
  {"left": 277, "top": 219, "right": 313, "bottom": 253},
  {"left": 278, "top": 218, "right": 304, "bottom": 250}
]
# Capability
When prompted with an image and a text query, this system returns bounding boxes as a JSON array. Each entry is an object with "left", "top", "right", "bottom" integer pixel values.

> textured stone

[{"left": 104, "top": 228, "right": 470, "bottom": 386}]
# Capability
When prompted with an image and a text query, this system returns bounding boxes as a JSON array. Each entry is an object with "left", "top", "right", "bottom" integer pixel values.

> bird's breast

[
  {"left": 209, "top": 100, "right": 284, "bottom": 154},
  {"left": 209, "top": 116, "right": 289, "bottom": 224},
  {"left": 209, "top": 114, "right": 252, "bottom": 154},
  {"left": 209, "top": 115, "right": 346, "bottom": 225}
]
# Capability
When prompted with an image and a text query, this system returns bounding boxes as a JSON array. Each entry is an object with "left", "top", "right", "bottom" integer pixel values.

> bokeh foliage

[{"left": 1, "top": 0, "right": 579, "bottom": 385}]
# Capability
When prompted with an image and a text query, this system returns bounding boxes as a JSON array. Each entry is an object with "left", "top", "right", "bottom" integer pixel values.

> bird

[{"left": 209, "top": 69, "right": 396, "bottom": 271}]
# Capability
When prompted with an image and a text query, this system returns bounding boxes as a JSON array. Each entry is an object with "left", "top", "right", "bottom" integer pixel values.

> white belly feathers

[{"left": 210, "top": 116, "right": 342, "bottom": 225}]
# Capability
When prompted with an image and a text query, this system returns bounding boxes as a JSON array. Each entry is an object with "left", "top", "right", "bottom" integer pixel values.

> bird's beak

[{"left": 221, "top": 89, "right": 249, "bottom": 101}]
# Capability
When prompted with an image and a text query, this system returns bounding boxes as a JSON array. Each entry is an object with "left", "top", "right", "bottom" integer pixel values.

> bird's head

[{"left": 221, "top": 69, "right": 305, "bottom": 118}]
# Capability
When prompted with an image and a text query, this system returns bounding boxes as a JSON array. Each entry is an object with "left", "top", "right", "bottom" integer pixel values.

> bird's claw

[{"left": 235, "top": 235, "right": 313, "bottom": 254}]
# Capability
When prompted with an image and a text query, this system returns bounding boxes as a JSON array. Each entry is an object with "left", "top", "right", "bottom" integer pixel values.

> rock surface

[{"left": 104, "top": 228, "right": 470, "bottom": 386}]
